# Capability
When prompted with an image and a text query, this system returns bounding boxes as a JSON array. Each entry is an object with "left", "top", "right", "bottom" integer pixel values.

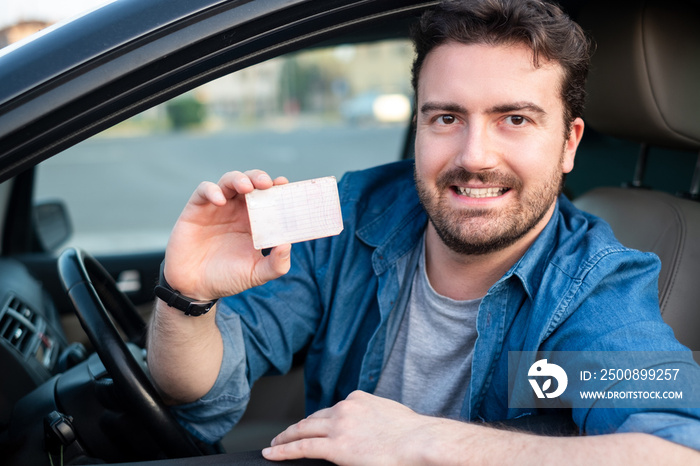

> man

[{"left": 147, "top": 0, "right": 700, "bottom": 463}]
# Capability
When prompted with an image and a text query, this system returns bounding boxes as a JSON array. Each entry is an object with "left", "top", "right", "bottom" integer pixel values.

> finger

[
  {"left": 252, "top": 243, "right": 292, "bottom": 285},
  {"left": 267, "top": 243, "right": 292, "bottom": 276},
  {"left": 270, "top": 417, "right": 332, "bottom": 447},
  {"left": 243, "top": 169, "right": 274, "bottom": 190},
  {"left": 189, "top": 181, "right": 226, "bottom": 206},
  {"left": 346, "top": 389, "right": 372, "bottom": 401},
  {"left": 273, "top": 175, "right": 289, "bottom": 186},
  {"left": 217, "top": 170, "right": 255, "bottom": 197},
  {"left": 305, "top": 406, "right": 334, "bottom": 419},
  {"left": 263, "top": 438, "right": 332, "bottom": 462}
]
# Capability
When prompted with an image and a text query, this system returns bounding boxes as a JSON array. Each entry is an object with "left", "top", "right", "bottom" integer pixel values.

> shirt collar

[
  {"left": 504, "top": 195, "right": 566, "bottom": 300},
  {"left": 355, "top": 163, "right": 427, "bottom": 276}
]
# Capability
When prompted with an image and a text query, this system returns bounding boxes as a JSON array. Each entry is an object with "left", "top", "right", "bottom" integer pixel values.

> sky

[{"left": 0, "top": 0, "right": 116, "bottom": 29}]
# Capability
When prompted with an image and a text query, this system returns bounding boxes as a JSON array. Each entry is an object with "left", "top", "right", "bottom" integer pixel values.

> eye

[
  {"left": 505, "top": 115, "right": 527, "bottom": 126},
  {"left": 437, "top": 114, "right": 457, "bottom": 125}
]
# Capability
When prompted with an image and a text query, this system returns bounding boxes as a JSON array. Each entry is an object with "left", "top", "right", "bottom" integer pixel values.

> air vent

[{"left": 0, "top": 296, "right": 39, "bottom": 356}]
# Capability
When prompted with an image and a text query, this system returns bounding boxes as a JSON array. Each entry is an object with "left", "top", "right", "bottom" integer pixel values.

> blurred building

[
  {"left": 0, "top": 20, "right": 51, "bottom": 48},
  {"left": 199, "top": 39, "right": 413, "bottom": 126}
]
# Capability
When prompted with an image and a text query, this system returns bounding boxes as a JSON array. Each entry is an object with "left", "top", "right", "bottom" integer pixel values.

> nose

[{"left": 455, "top": 122, "right": 498, "bottom": 172}]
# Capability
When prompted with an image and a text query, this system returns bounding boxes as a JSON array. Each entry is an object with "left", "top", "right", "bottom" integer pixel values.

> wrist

[
  {"left": 155, "top": 260, "right": 218, "bottom": 316},
  {"left": 417, "top": 418, "right": 492, "bottom": 466}
]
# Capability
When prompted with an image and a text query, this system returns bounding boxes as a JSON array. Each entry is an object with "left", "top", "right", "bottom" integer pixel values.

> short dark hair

[{"left": 411, "top": 0, "right": 592, "bottom": 128}]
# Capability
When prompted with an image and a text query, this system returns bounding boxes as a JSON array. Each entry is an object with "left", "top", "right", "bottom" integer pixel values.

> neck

[{"left": 424, "top": 204, "right": 555, "bottom": 301}]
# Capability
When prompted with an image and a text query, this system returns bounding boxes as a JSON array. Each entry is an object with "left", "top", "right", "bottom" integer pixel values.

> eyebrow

[
  {"left": 420, "top": 102, "right": 467, "bottom": 115},
  {"left": 488, "top": 102, "right": 547, "bottom": 116},
  {"left": 419, "top": 101, "right": 547, "bottom": 117}
]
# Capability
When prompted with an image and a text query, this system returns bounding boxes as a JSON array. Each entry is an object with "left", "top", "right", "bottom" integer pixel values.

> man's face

[{"left": 414, "top": 42, "right": 583, "bottom": 255}]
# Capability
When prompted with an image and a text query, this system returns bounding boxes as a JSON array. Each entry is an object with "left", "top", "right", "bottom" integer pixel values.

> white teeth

[{"left": 455, "top": 186, "right": 506, "bottom": 198}]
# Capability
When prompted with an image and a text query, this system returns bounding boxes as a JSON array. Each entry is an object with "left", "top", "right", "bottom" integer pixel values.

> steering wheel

[{"left": 58, "top": 247, "right": 204, "bottom": 459}]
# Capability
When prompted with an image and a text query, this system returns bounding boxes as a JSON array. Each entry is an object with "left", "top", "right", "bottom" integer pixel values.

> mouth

[{"left": 453, "top": 186, "right": 510, "bottom": 199}]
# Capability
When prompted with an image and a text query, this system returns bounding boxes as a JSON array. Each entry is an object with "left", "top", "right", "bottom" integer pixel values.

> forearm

[
  {"left": 263, "top": 391, "right": 700, "bottom": 465},
  {"left": 144, "top": 170, "right": 293, "bottom": 405},
  {"left": 146, "top": 299, "right": 224, "bottom": 404},
  {"left": 423, "top": 419, "right": 699, "bottom": 465}
]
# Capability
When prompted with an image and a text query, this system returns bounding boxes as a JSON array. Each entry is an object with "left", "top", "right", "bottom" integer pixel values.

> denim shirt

[{"left": 173, "top": 160, "right": 700, "bottom": 449}]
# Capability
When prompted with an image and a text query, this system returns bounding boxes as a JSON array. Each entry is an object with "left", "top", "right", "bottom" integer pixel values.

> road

[{"left": 35, "top": 124, "right": 408, "bottom": 253}]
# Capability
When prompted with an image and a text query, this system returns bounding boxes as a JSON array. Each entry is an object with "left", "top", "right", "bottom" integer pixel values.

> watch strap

[{"left": 154, "top": 261, "right": 217, "bottom": 316}]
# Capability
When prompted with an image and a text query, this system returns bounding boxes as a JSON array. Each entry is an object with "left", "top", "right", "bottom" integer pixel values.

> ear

[{"left": 562, "top": 117, "right": 584, "bottom": 174}]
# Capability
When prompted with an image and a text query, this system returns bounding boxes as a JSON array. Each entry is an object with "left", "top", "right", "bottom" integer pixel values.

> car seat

[{"left": 573, "top": 0, "right": 700, "bottom": 351}]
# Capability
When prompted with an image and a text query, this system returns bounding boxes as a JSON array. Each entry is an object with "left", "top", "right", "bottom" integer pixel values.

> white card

[{"left": 245, "top": 176, "right": 344, "bottom": 250}]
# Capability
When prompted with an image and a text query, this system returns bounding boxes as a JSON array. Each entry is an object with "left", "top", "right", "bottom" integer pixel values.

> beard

[{"left": 414, "top": 163, "right": 564, "bottom": 256}]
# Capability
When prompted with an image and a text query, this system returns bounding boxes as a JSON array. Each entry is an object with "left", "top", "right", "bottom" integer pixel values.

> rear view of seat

[{"left": 574, "top": 0, "right": 700, "bottom": 351}]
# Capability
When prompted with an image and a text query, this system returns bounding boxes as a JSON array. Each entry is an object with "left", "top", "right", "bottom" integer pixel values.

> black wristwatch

[{"left": 154, "top": 261, "right": 217, "bottom": 316}]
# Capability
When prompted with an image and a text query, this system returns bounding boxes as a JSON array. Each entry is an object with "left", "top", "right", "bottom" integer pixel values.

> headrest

[{"left": 579, "top": 0, "right": 700, "bottom": 151}]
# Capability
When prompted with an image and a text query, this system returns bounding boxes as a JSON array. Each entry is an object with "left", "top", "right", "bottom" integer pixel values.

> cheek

[
  {"left": 414, "top": 133, "right": 440, "bottom": 179},
  {"left": 414, "top": 129, "right": 459, "bottom": 176},
  {"left": 505, "top": 136, "right": 566, "bottom": 179},
  {"left": 413, "top": 156, "right": 435, "bottom": 192}
]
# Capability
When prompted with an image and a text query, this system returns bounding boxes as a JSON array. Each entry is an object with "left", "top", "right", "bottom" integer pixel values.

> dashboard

[{"left": 0, "top": 258, "right": 70, "bottom": 423}]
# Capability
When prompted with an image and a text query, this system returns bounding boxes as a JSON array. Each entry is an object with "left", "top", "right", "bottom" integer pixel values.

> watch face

[{"left": 184, "top": 301, "right": 215, "bottom": 316}]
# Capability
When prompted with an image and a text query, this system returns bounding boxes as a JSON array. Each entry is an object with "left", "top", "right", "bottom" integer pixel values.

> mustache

[{"left": 435, "top": 168, "right": 521, "bottom": 191}]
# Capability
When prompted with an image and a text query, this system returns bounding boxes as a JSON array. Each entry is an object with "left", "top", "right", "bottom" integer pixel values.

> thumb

[{"left": 254, "top": 243, "right": 292, "bottom": 284}]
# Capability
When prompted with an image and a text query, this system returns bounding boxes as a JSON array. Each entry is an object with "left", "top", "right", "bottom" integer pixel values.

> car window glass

[{"left": 34, "top": 39, "right": 414, "bottom": 255}]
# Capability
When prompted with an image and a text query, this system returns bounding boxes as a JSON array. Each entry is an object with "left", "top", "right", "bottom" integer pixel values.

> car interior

[
  {"left": 573, "top": 0, "right": 700, "bottom": 355},
  {"left": 0, "top": 0, "right": 698, "bottom": 464}
]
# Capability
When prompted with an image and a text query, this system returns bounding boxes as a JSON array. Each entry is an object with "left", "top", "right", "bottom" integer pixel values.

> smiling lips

[{"left": 454, "top": 186, "right": 509, "bottom": 198}]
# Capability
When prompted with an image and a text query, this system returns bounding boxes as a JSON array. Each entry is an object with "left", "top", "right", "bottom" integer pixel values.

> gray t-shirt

[{"left": 374, "top": 236, "right": 480, "bottom": 420}]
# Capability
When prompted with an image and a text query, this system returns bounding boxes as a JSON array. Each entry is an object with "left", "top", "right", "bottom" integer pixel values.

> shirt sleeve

[
  {"left": 169, "top": 304, "right": 251, "bottom": 444},
  {"left": 540, "top": 247, "right": 700, "bottom": 450},
  {"left": 166, "top": 236, "right": 325, "bottom": 443},
  {"left": 616, "top": 412, "right": 700, "bottom": 451}
]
